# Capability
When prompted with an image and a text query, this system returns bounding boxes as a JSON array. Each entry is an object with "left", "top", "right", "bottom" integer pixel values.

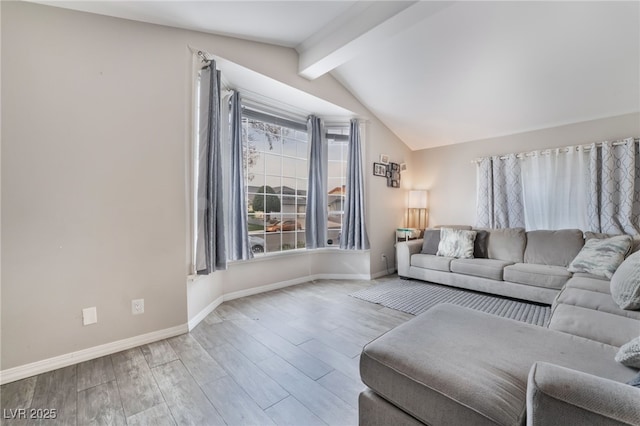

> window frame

[
  {"left": 240, "top": 104, "right": 351, "bottom": 257},
  {"left": 242, "top": 105, "right": 310, "bottom": 256}
]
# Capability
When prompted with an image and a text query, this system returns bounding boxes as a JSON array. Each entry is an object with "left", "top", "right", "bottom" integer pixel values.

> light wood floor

[{"left": 1, "top": 276, "right": 414, "bottom": 425}]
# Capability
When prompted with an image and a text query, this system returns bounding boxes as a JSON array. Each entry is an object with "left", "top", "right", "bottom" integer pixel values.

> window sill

[
  {"left": 188, "top": 246, "right": 370, "bottom": 279},
  {"left": 235, "top": 246, "right": 345, "bottom": 263}
]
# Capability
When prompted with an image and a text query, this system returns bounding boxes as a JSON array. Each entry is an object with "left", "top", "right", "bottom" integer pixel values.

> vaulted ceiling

[{"left": 29, "top": 1, "right": 640, "bottom": 150}]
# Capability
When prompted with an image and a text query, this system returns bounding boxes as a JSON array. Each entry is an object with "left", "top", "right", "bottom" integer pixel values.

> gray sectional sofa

[
  {"left": 397, "top": 227, "right": 586, "bottom": 305},
  {"left": 359, "top": 228, "right": 640, "bottom": 425}
]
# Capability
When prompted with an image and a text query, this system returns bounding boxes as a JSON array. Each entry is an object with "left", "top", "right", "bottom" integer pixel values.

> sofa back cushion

[
  {"left": 485, "top": 228, "right": 526, "bottom": 263},
  {"left": 524, "top": 229, "right": 584, "bottom": 267}
]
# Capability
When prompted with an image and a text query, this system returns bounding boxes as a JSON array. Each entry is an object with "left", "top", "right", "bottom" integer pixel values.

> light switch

[{"left": 82, "top": 307, "right": 97, "bottom": 325}]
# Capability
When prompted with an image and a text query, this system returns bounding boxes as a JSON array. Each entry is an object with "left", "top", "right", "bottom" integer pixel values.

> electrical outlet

[
  {"left": 82, "top": 307, "right": 97, "bottom": 325},
  {"left": 381, "top": 253, "right": 387, "bottom": 262},
  {"left": 132, "top": 299, "right": 144, "bottom": 315}
]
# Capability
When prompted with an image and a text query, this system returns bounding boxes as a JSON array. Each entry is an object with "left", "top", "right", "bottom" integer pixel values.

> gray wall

[
  {"left": 1, "top": 2, "right": 411, "bottom": 372},
  {"left": 408, "top": 113, "right": 640, "bottom": 227}
]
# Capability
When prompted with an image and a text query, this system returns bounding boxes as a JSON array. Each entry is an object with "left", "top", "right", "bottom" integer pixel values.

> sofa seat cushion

[
  {"left": 548, "top": 304, "right": 640, "bottom": 347},
  {"left": 361, "top": 305, "right": 634, "bottom": 426},
  {"left": 503, "top": 263, "right": 571, "bottom": 289},
  {"left": 410, "top": 254, "right": 453, "bottom": 272},
  {"left": 572, "top": 272, "right": 610, "bottom": 281},
  {"left": 554, "top": 287, "right": 640, "bottom": 321},
  {"left": 567, "top": 275, "right": 611, "bottom": 294},
  {"left": 450, "top": 258, "right": 513, "bottom": 281}
]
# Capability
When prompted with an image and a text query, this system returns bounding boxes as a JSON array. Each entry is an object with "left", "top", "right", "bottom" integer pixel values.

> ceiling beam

[{"left": 296, "top": 1, "right": 453, "bottom": 80}]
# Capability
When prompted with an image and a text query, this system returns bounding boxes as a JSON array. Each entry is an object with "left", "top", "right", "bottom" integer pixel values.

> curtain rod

[
  {"left": 197, "top": 50, "right": 212, "bottom": 64},
  {"left": 471, "top": 137, "right": 639, "bottom": 164}
]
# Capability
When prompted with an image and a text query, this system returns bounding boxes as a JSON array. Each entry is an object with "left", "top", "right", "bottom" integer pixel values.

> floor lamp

[{"left": 408, "top": 190, "right": 428, "bottom": 230}]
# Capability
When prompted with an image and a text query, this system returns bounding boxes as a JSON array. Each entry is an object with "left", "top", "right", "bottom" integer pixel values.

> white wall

[
  {"left": 409, "top": 113, "right": 640, "bottom": 227},
  {"left": 1, "top": 2, "right": 410, "bottom": 374}
]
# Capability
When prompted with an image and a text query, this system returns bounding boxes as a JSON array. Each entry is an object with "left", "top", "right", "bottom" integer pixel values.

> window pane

[
  {"left": 296, "top": 140, "right": 308, "bottom": 158},
  {"left": 265, "top": 153, "right": 281, "bottom": 175},
  {"left": 242, "top": 108, "right": 310, "bottom": 256},
  {"left": 247, "top": 149, "right": 264, "bottom": 176},
  {"left": 326, "top": 128, "right": 349, "bottom": 247},
  {"left": 282, "top": 157, "right": 296, "bottom": 177},
  {"left": 283, "top": 136, "right": 298, "bottom": 157},
  {"left": 328, "top": 178, "right": 343, "bottom": 194},
  {"left": 281, "top": 232, "right": 296, "bottom": 251},
  {"left": 328, "top": 143, "right": 346, "bottom": 161},
  {"left": 327, "top": 228, "right": 341, "bottom": 246},
  {"left": 246, "top": 122, "right": 268, "bottom": 152},
  {"left": 264, "top": 175, "right": 281, "bottom": 188},
  {"left": 248, "top": 172, "right": 265, "bottom": 189},
  {"left": 268, "top": 132, "right": 283, "bottom": 154},
  {"left": 296, "top": 159, "right": 308, "bottom": 179},
  {"left": 247, "top": 213, "right": 265, "bottom": 231}
]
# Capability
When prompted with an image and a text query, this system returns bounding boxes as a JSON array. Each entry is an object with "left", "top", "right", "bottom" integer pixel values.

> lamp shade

[{"left": 408, "top": 190, "right": 428, "bottom": 209}]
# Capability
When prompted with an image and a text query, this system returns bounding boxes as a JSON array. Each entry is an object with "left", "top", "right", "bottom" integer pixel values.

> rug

[{"left": 350, "top": 279, "right": 551, "bottom": 326}]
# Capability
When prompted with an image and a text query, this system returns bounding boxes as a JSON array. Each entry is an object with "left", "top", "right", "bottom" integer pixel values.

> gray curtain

[
  {"left": 340, "top": 119, "right": 370, "bottom": 250},
  {"left": 196, "top": 61, "right": 226, "bottom": 274},
  {"left": 476, "top": 154, "right": 525, "bottom": 228},
  {"left": 587, "top": 138, "right": 640, "bottom": 234},
  {"left": 305, "top": 115, "right": 328, "bottom": 248},
  {"left": 227, "top": 91, "right": 253, "bottom": 260}
]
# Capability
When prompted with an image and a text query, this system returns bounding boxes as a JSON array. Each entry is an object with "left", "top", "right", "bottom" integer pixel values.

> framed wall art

[
  {"left": 373, "top": 162, "right": 387, "bottom": 177},
  {"left": 387, "top": 162, "right": 401, "bottom": 188}
]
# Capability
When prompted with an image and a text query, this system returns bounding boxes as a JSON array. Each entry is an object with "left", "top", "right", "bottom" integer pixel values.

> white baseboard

[
  {"left": 0, "top": 323, "right": 188, "bottom": 385},
  {"left": 371, "top": 269, "right": 397, "bottom": 279},
  {"left": 1, "top": 272, "right": 374, "bottom": 385},
  {"left": 221, "top": 272, "right": 371, "bottom": 302},
  {"left": 188, "top": 295, "right": 224, "bottom": 331}
]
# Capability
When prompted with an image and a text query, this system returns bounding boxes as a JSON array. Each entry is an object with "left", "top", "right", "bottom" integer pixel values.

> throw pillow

[
  {"left": 436, "top": 228, "right": 477, "bottom": 259},
  {"left": 610, "top": 251, "right": 640, "bottom": 310},
  {"left": 421, "top": 229, "right": 441, "bottom": 255},
  {"left": 628, "top": 371, "right": 640, "bottom": 388},
  {"left": 585, "top": 232, "right": 640, "bottom": 256},
  {"left": 567, "top": 235, "right": 632, "bottom": 279},
  {"left": 615, "top": 336, "right": 640, "bottom": 368},
  {"left": 473, "top": 230, "right": 489, "bottom": 259}
]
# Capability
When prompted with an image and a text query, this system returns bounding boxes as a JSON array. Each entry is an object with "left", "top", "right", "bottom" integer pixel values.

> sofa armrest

[
  {"left": 397, "top": 239, "right": 423, "bottom": 277},
  {"left": 527, "top": 362, "right": 640, "bottom": 426}
]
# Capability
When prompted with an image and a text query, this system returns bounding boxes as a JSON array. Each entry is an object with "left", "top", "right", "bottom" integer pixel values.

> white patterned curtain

[
  {"left": 587, "top": 138, "right": 640, "bottom": 234},
  {"left": 477, "top": 138, "right": 639, "bottom": 232},
  {"left": 522, "top": 146, "right": 589, "bottom": 231},
  {"left": 476, "top": 154, "right": 525, "bottom": 228}
]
